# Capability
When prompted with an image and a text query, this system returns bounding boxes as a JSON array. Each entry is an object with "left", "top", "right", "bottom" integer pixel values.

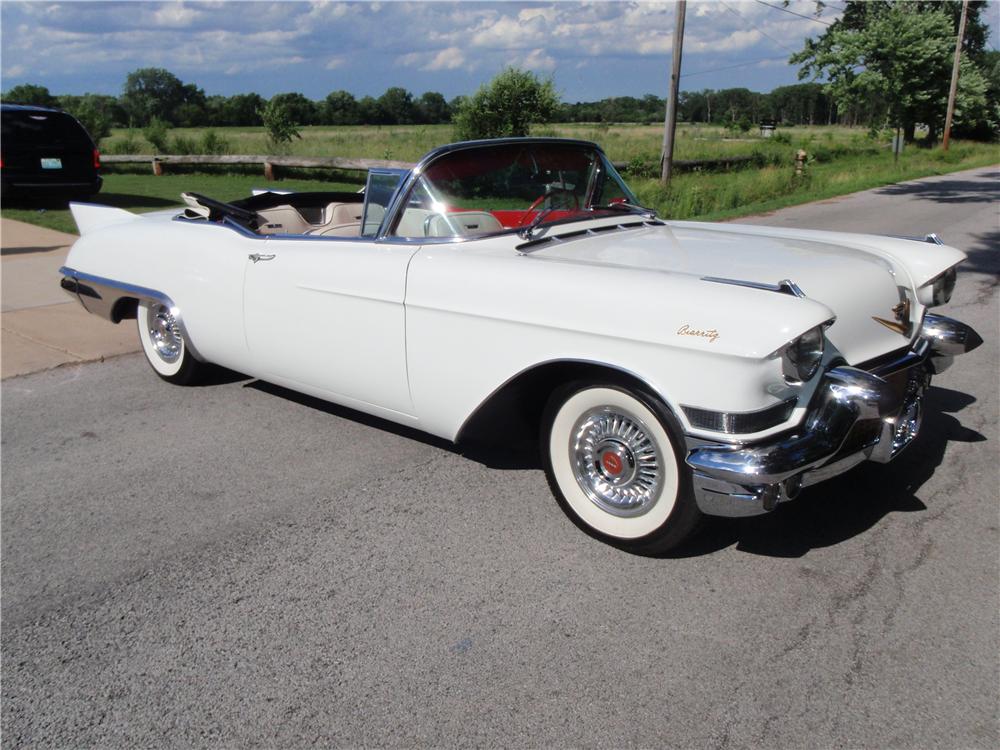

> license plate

[{"left": 40, "top": 158, "right": 62, "bottom": 169}]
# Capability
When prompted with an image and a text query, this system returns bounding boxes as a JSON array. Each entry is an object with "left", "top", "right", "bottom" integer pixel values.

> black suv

[{"left": 1, "top": 103, "right": 103, "bottom": 199}]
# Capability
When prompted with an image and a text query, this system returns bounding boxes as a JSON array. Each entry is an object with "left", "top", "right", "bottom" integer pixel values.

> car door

[{"left": 243, "top": 234, "right": 419, "bottom": 418}]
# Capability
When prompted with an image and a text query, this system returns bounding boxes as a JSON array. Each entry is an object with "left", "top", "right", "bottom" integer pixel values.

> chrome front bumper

[{"left": 686, "top": 314, "right": 983, "bottom": 517}]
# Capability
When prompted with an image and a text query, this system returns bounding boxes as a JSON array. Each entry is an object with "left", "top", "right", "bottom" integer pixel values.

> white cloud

[
  {"left": 151, "top": 2, "right": 202, "bottom": 28},
  {"left": 325, "top": 56, "right": 346, "bottom": 70},
  {"left": 423, "top": 47, "right": 466, "bottom": 71},
  {"left": 518, "top": 48, "right": 557, "bottom": 73}
]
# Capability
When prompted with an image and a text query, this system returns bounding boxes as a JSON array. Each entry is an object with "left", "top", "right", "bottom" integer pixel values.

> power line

[
  {"left": 720, "top": 0, "right": 802, "bottom": 54},
  {"left": 681, "top": 54, "right": 791, "bottom": 78},
  {"left": 754, "top": 0, "right": 834, "bottom": 26}
]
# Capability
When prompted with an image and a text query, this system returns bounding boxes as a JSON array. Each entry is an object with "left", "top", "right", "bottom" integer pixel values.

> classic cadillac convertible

[{"left": 60, "top": 138, "right": 982, "bottom": 553}]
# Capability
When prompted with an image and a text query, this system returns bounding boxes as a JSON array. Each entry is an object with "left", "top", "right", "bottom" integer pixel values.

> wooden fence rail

[
  {"left": 101, "top": 154, "right": 415, "bottom": 179},
  {"left": 101, "top": 153, "right": 761, "bottom": 179}
]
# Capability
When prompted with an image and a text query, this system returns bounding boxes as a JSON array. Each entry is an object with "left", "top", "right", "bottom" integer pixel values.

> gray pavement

[{"left": 2, "top": 167, "right": 998, "bottom": 748}]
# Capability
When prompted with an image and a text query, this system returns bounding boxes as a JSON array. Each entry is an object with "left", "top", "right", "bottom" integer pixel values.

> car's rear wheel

[
  {"left": 541, "top": 383, "right": 702, "bottom": 554},
  {"left": 137, "top": 299, "right": 204, "bottom": 385}
]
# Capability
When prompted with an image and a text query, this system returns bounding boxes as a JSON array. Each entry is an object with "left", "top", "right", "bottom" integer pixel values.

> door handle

[{"left": 249, "top": 253, "right": 276, "bottom": 263}]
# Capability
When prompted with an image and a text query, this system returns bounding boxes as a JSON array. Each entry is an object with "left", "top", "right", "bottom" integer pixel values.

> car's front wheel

[
  {"left": 137, "top": 299, "right": 205, "bottom": 385},
  {"left": 541, "top": 383, "right": 702, "bottom": 554}
]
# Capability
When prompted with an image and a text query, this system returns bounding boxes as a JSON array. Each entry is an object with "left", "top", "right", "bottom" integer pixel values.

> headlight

[
  {"left": 918, "top": 266, "right": 957, "bottom": 307},
  {"left": 782, "top": 326, "right": 825, "bottom": 383},
  {"left": 931, "top": 267, "right": 957, "bottom": 306}
]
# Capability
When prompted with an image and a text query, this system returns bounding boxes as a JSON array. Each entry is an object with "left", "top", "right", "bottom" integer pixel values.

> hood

[{"left": 528, "top": 219, "right": 936, "bottom": 364}]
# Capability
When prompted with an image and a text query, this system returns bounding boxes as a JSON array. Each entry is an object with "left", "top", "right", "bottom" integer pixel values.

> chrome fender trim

[{"left": 58, "top": 266, "right": 205, "bottom": 362}]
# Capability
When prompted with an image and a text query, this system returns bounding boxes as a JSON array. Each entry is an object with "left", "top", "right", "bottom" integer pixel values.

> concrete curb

[{"left": 1, "top": 217, "right": 140, "bottom": 379}]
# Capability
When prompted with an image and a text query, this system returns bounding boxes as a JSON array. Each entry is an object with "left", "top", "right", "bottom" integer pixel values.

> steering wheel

[{"left": 522, "top": 187, "right": 580, "bottom": 223}]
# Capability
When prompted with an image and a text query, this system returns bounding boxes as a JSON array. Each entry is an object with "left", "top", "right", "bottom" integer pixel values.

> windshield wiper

[
  {"left": 591, "top": 201, "right": 658, "bottom": 219},
  {"left": 518, "top": 207, "right": 557, "bottom": 240}
]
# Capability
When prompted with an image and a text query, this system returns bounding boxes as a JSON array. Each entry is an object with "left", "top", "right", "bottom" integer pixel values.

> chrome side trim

[
  {"left": 58, "top": 266, "right": 204, "bottom": 361},
  {"left": 701, "top": 276, "right": 806, "bottom": 297},
  {"left": 515, "top": 220, "right": 666, "bottom": 254},
  {"left": 889, "top": 232, "right": 945, "bottom": 245}
]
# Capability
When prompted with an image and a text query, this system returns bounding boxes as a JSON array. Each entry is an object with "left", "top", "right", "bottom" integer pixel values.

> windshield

[{"left": 389, "top": 142, "right": 641, "bottom": 239}]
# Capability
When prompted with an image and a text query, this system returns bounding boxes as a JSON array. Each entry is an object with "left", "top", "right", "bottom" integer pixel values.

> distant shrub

[
  {"left": 626, "top": 154, "right": 660, "bottom": 178},
  {"left": 168, "top": 135, "right": 198, "bottom": 154},
  {"left": 199, "top": 129, "right": 231, "bottom": 155},
  {"left": 259, "top": 99, "right": 301, "bottom": 152},
  {"left": 143, "top": 118, "right": 170, "bottom": 153},
  {"left": 771, "top": 131, "right": 792, "bottom": 145},
  {"left": 106, "top": 130, "right": 142, "bottom": 155}
]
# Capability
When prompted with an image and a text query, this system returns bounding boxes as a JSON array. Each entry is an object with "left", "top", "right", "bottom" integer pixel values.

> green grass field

[
  {"left": 3, "top": 123, "right": 997, "bottom": 235},
  {"left": 100, "top": 121, "right": 885, "bottom": 162}
]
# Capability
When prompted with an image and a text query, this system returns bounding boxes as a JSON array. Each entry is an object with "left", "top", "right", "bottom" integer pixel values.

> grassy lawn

[
  {"left": 1, "top": 170, "right": 363, "bottom": 235},
  {"left": 632, "top": 139, "right": 1000, "bottom": 221},
  {"left": 3, "top": 123, "right": 997, "bottom": 235}
]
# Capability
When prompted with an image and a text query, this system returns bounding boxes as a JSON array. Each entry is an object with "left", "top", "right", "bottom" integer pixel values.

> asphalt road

[{"left": 3, "top": 166, "right": 998, "bottom": 748}]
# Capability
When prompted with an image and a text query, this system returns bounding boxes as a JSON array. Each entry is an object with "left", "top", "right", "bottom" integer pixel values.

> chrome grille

[{"left": 682, "top": 399, "right": 796, "bottom": 434}]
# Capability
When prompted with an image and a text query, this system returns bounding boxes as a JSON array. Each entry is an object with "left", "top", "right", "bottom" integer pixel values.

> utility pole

[
  {"left": 942, "top": 0, "right": 969, "bottom": 151},
  {"left": 661, "top": 0, "right": 687, "bottom": 185}
]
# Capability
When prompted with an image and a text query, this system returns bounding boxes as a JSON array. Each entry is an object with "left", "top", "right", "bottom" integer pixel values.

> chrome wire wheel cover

[
  {"left": 145, "top": 303, "right": 183, "bottom": 364},
  {"left": 570, "top": 407, "right": 664, "bottom": 517}
]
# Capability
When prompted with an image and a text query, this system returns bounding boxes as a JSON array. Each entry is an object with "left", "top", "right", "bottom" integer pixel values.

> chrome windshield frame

[{"left": 375, "top": 137, "right": 641, "bottom": 241}]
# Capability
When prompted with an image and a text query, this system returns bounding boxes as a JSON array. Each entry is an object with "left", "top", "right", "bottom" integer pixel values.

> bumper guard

[{"left": 686, "top": 313, "right": 982, "bottom": 517}]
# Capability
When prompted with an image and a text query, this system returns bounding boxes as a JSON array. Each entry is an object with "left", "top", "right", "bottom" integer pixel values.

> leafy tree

[
  {"left": 259, "top": 98, "right": 301, "bottom": 151},
  {"left": 269, "top": 92, "right": 318, "bottom": 126},
  {"left": 415, "top": 91, "right": 450, "bottom": 124},
  {"left": 322, "top": 90, "right": 359, "bottom": 125},
  {"left": 211, "top": 93, "right": 264, "bottom": 126},
  {"left": 453, "top": 67, "right": 558, "bottom": 140},
  {"left": 2, "top": 83, "right": 59, "bottom": 108},
  {"left": 121, "top": 67, "right": 186, "bottom": 126},
  {"left": 356, "top": 96, "right": 380, "bottom": 124},
  {"left": 58, "top": 94, "right": 123, "bottom": 141},
  {"left": 377, "top": 87, "right": 416, "bottom": 125},
  {"left": 793, "top": 1, "right": 995, "bottom": 141}
]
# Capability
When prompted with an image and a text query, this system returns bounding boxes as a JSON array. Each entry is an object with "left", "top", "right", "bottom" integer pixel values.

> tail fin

[{"left": 69, "top": 202, "right": 140, "bottom": 236}]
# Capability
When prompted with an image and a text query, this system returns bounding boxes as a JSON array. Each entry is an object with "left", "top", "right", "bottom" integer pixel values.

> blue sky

[{"left": 0, "top": 1, "right": 885, "bottom": 102}]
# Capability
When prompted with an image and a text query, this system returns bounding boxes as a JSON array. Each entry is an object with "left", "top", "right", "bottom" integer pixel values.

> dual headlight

[
  {"left": 782, "top": 326, "right": 825, "bottom": 383},
  {"left": 918, "top": 266, "right": 957, "bottom": 307}
]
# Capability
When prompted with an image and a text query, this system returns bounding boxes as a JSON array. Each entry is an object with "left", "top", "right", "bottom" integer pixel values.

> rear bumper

[
  {"left": 686, "top": 313, "right": 982, "bottom": 517},
  {"left": 2, "top": 173, "right": 102, "bottom": 197}
]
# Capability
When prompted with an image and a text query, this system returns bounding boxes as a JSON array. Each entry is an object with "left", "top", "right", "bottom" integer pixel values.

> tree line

[{"left": 0, "top": 75, "right": 905, "bottom": 139}]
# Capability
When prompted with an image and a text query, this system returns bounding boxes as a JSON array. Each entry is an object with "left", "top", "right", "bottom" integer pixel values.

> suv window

[{"left": 1, "top": 110, "right": 92, "bottom": 147}]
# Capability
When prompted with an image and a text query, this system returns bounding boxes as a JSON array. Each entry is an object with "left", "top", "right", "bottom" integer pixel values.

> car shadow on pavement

[
  {"left": 0, "top": 244, "right": 70, "bottom": 256},
  {"left": 875, "top": 171, "right": 1000, "bottom": 205},
  {"left": 664, "top": 386, "right": 986, "bottom": 559},
  {"left": 245, "top": 379, "right": 985, "bottom": 557},
  {"left": 245, "top": 379, "right": 539, "bottom": 470}
]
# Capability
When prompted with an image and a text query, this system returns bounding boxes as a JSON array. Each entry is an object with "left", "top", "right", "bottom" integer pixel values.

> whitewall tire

[
  {"left": 542, "top": 383, "right": 701, "bottom": 553},
  {"left": 137, "top": 299, "right": 204, "bottom": 385}
]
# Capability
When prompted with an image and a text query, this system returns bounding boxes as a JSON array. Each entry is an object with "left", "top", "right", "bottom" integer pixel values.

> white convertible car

[{"left": 60, "top": 138, "right": 982, "bottom": 553}]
